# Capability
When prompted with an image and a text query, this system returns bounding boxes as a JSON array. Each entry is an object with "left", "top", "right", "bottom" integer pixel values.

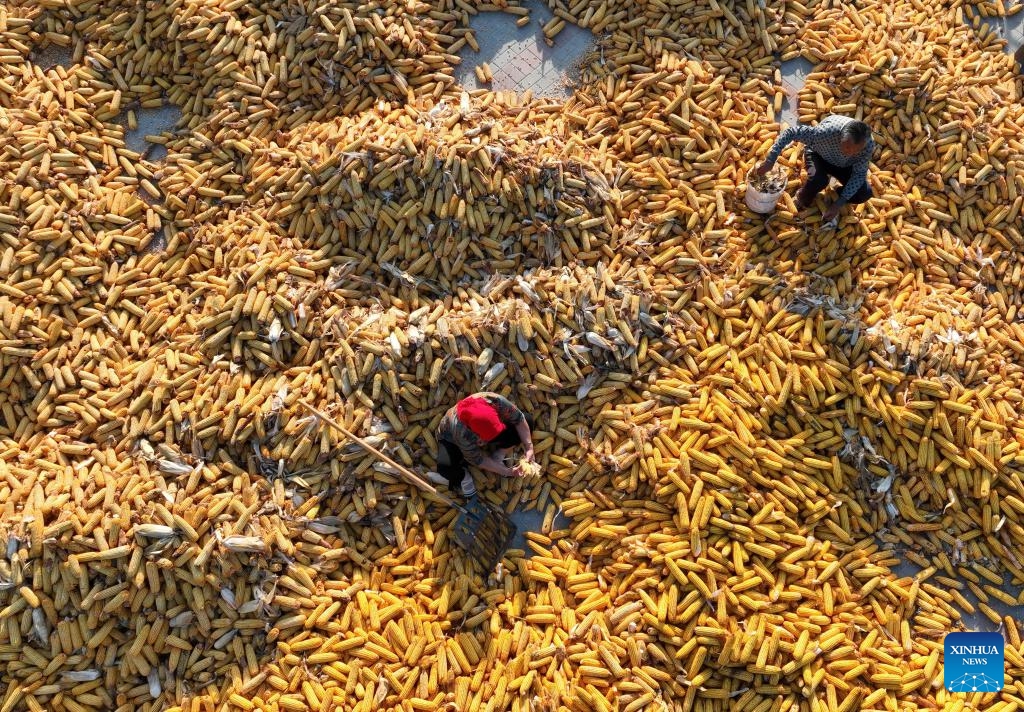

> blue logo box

[{"left": 944, "top": 632, "right": 1004, "bottom": 692}]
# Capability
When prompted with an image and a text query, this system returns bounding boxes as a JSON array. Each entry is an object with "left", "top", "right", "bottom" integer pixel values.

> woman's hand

[
  {"left": 478, "top": 455, "right": 515, "bottom": 478},
  {"left": 515, "top": 418, "right": 535, "bottom": 463}
]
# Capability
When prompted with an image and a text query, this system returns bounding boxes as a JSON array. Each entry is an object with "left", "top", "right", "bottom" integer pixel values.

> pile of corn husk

[
  {"left": 3, "top": 0, "right": 1024, "bottom": 710},
  {"left": 748, "top": 166, "right": 789, "bottom": 194}
]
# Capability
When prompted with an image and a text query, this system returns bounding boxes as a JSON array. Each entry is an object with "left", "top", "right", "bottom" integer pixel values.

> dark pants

[
  {"left": 437, "top": 413, "right": 535, "bottom": 490},
  {"left": 797, "top": 151, "right": 873, "bottom": 208}
]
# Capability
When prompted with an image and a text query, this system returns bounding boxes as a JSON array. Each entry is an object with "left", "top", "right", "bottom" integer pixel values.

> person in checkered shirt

[{"left": 755, "top": 114, "right": 875, "bottom": 222}]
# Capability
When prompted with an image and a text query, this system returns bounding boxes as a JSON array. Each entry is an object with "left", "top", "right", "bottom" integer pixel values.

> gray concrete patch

[
  {"left": 123, "top": 105, "right": 178, "bottom": 255},
  {"left": 508, "top": 505, "right": 570, "bottom": 556},
  {"left": 777, "top": 93, "right": 798, "bottom": 129},
  {"left": 147, "top": 143, "right": 170, "bottom": 163},
  {"left": 138, "top": 182, "right": 169, "bottom": 254},
  {"left": 454, "top": 0, "right": 594, "bottom": 99},
  {"left": 141, "top": 226, "right": 169, "bottom": 255},
  {"left": 121, "top": 104, "right": 182, "bottom": 158},
  {"left": 30, "top": 44, "right": 73, "bottom": 71},
  {"left": 778, "top": 56, "right": 815, "bottom": 127},
  {"left": 121, "top": 105, "right": 178, "bottom": 255},
  {"left": 969, "top": 3, "right": 1024, "bottom": 58},
  {"left": 890, "top": 551, "right": 1024, "bottom": 634}
]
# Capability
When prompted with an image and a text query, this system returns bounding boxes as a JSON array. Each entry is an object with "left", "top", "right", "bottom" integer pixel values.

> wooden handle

[{"left": 299, "top": 401, "right": 459, "bottom": 509}]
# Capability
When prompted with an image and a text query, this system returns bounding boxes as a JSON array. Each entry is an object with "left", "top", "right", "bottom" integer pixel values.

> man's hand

[
  {"left": 524, "top": 443, "right": 535, "bottom": 463},
  {"left": 754, "top": 162, "right": 772, "bottom": 176},
  {"left": 822, "top": 205, "right": 840, "bottom": 222}
]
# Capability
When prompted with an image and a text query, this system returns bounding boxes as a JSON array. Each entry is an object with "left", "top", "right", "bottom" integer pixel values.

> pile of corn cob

[{"left": 2, "top": 0, "right": 1024, "bottom": 710}]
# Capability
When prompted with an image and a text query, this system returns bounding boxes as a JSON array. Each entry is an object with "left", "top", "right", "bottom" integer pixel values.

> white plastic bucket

[{"left": 745, "top": 169, "right": 787, "bottom": 214}]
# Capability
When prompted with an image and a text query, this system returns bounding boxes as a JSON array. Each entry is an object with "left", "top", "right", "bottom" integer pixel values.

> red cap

[{"left": 456, "top": 396, "right": 506, "bottom": 441}]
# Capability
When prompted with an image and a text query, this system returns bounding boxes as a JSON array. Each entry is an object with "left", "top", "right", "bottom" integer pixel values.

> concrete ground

[
  {"left": 508, "top": 506, "right": 570, "bottom": 554},
  {"left": 778, "top": 56, "right": 814, "bottom": 128},
  {"left": 971, "top": 3, "right": 1024, "bottom": 53},
  {"left": 122, "top": 104, "right": 181, "bottom": 160},
  {"left": 31, "top": 42, "right": 183, "bottom": 162},
  {"left": 122, "top": 105, "right": 180, "bottom": 253},
  {"left": 453, "top": 0, "right": 593, "bottom": 98},
  {"left": 892, "top": 556, "right": 1024, "bottom": 633},
  {"left": 29, "top": 43, "right": 72, "bottom": 71}
]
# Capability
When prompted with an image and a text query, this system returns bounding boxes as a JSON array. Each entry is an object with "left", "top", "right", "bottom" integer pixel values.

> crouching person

[{"left": 435, "top": 392, "right": 535, "bottom": 497}]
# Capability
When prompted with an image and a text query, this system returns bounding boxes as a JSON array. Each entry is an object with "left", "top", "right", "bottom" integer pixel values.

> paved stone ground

[
  {"left": 891, "top": 556, "right": 1024, "bottom": 633},
  {"left": 454, "top": 0, "right": 594, "bottom": 99}
]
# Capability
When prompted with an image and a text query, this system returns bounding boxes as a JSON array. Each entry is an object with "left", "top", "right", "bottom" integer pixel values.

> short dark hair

[{"left": 842, "top": 121, "right": 870, "bottom": 145}]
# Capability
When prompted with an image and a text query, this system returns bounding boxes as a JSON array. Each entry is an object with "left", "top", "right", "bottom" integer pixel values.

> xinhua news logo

[{"left": 944, "top": 632, "right": 1004, "bottom": 692}]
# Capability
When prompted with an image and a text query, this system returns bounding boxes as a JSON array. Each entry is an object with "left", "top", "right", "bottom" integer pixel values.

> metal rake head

[{"left": 451, "top": 497, "right": 517, "bottom": 574}]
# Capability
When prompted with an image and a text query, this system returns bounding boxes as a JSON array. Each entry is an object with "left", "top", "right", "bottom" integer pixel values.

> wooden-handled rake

[{"left": 300, "top": 401, "right": 517, "bottom": 573}]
